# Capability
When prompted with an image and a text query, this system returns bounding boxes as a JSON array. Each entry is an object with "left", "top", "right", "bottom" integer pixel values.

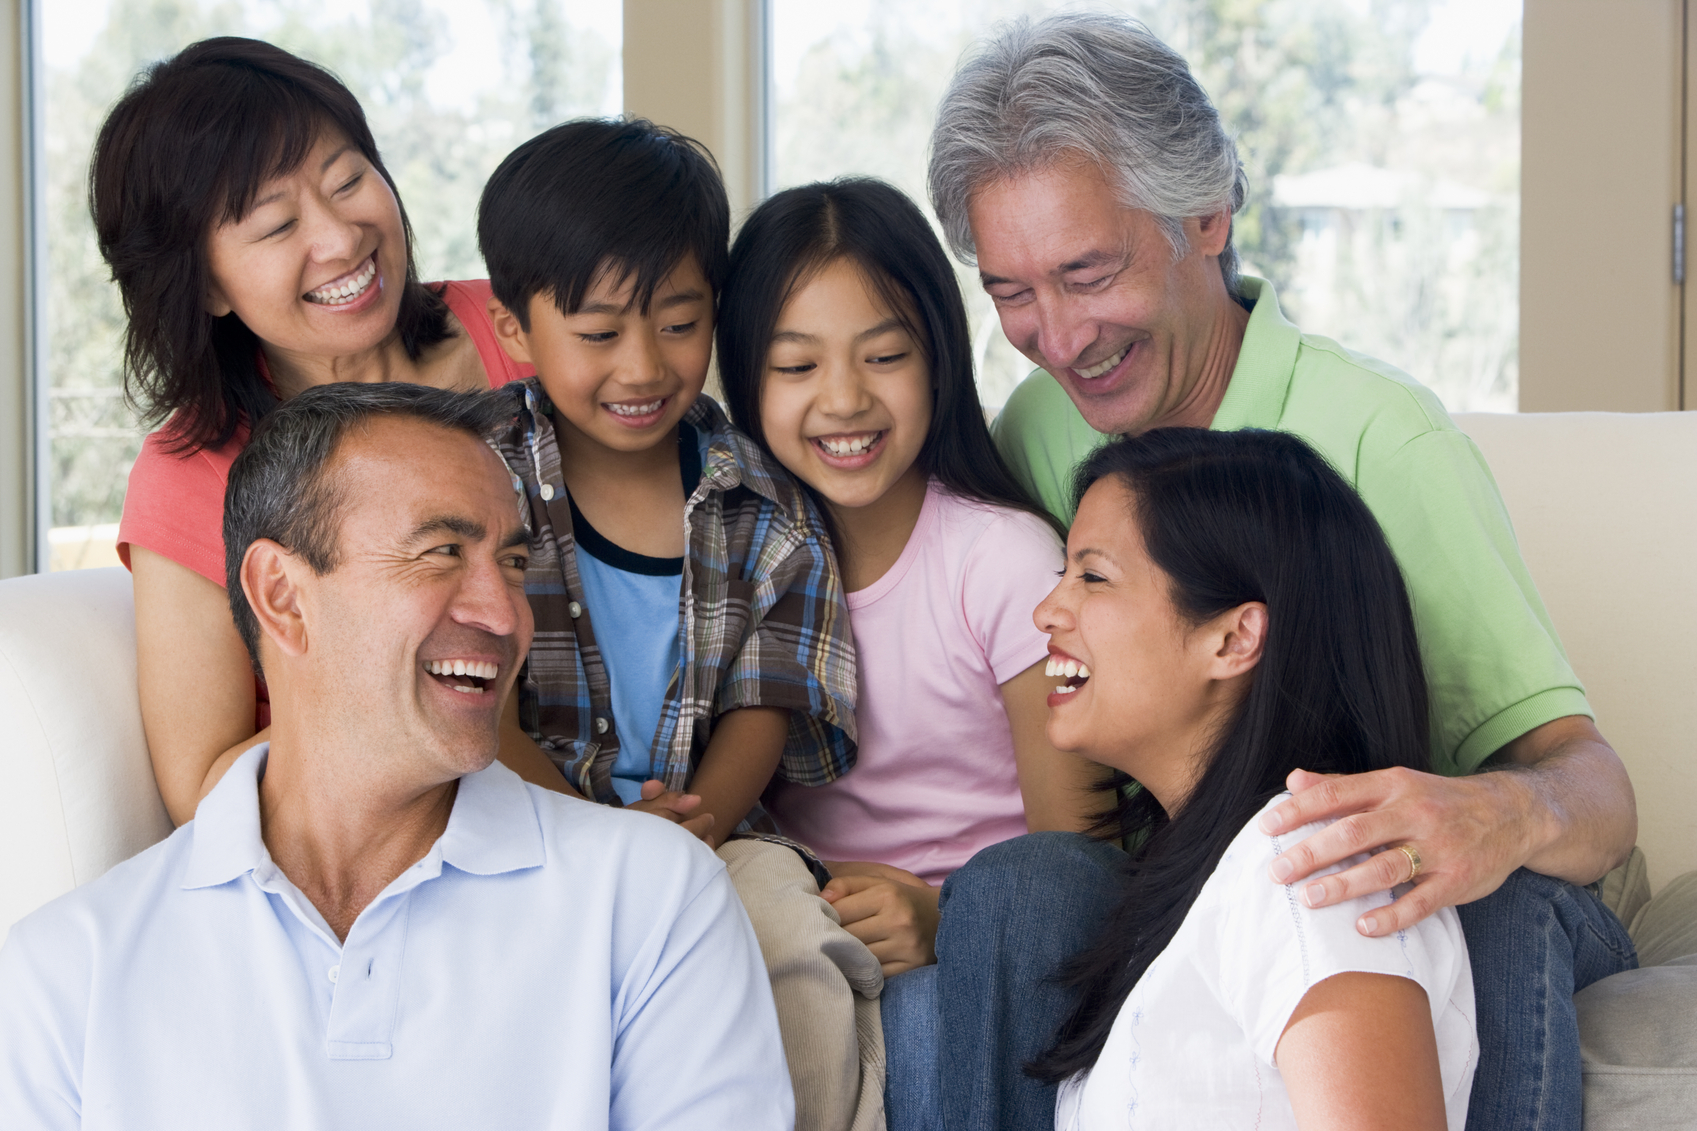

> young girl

[{"left": 716, "top": 177, "right": 1109, "bottom": 978}]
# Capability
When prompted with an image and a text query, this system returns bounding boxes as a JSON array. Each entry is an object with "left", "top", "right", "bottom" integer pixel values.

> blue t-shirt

[{"left": 568, "top": 423, "right": 706, "bottom": 803}]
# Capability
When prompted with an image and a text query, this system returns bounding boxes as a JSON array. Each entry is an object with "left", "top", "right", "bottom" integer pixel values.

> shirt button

[
  {"left": 328, "top": 965, "right": 340, "bottom": 984},
  {"left": 568, "top": 601, "right": 583, "bottom": 618},
  {"left": 540, "top": 483, "right": 556, "bottom": 501},
  {"left": 595, "top": 717, "right": 610, "bottom": 735}
]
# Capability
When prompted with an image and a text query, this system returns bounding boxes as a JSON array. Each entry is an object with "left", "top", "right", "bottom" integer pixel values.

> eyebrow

[
  {"left": 247, "top": 147, "right": 355, "bottom": 213},
  {"left": 403, "top": 515, "right": 488, "bottom": 545},
  {"left": 980, "top": 249, "right": 1125, "bottom": 287},
  {"left": 498, "top": 525, "right": 530, "bottom": 552},
  {"left": 771, "top": 317, "right": 907, "bottom": 347},
  {"left": 576, "top": 287, "right": 707, "bottom": 317}
]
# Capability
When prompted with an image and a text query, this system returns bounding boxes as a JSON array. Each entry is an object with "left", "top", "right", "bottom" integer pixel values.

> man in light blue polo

[
  {"left": 916, "top": 13, "right": 1638, "bottom": 1131},
  {"left": 0, "top": 384, "right": 792, "bottom": 1130}
]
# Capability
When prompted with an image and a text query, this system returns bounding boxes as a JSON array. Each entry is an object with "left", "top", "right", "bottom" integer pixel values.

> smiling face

[
  {"left": 1035, "top": 476, "right": 1260, "bottom": 812},
  {"left": 204, "top": 128, "right": 409, "bottom": 381},
  {"left": 491, "top": 257, "right": 713, "bottom": 458},
  {"left": 759, "top": 257, "right": 933, "bottom": 513},
  {"left": 969, "top": 159, "right": 1236, "bottom": 436},
  {"left": 286, "top": 417, "right": 534, "bottom": 781}
]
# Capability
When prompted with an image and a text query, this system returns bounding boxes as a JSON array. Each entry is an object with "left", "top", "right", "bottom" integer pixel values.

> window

[
  {"left": 770, "top": 0, "right": 1521, "bottom": 415},
  {"left": 38, "top": 0, "right": 620, "bottom": 570}
]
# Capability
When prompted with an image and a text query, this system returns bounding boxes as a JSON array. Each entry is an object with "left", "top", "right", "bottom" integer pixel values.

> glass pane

[
  {"left": 771, "top": 0, "right": 1521, "bottom": 416},
  {"left": 40, "top": 0, "right": 621, "bottom": 570}
]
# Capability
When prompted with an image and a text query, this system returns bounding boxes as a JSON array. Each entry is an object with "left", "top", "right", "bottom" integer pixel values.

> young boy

[
  {"left": 479, "top": 118, "right": 855, "bottom": 843},
  {"left": 477, "top": 120, "right": 881, "bottom": 1131}
]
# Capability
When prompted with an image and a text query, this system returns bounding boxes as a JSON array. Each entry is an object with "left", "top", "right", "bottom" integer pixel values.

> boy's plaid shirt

[{"left": 492, "top": 379, "right": 858, "bottom": 833}]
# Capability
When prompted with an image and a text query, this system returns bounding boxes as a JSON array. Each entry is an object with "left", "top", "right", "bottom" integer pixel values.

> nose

[
  {"left": 302, "top": 194, "right": 363, "bottom": 266},
  {"left": 619, "top": 325, "right": 668, "bottom": 391},
  {"left": 1033, "top": 575, "right": 1073, "bottom": 635},
  {"left": 815, "top": 356, "right": 873, "bottom": 421},
  {"left": 1032, "top": 294, "right": 1096, "bottom": 370},
  {"left": 452, "top": 550, "right": 527, "bottom": 645}
]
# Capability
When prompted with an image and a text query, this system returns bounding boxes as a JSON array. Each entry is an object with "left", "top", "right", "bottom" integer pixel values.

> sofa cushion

[
  {"left": 1577, "top": 870, "right": 1697, "bottom": 1130},
  {"left": 0, "top": 568, "right": 171, "bottom": 940}
]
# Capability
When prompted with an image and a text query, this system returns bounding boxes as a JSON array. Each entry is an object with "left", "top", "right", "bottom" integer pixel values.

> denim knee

[
  {"left": 939, "top": 832, "right": 1124, "bottom": 918},
  {"left": 1461, "top": 868, "right": 1637, "bottom": 987}
]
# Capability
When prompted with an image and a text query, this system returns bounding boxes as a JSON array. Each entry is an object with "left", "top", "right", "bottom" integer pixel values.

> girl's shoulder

[{"left": 929, "top": 483, "right": 1064, "bottom": 557}]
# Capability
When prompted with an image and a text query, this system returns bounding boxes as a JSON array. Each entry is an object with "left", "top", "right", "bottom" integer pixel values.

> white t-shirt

[
  {"left": 1057, "top": 796, "right": 1477, "bottom": 1131},
  {"left": 765, "top": 481, "right": 1063, "bottom": 884}
]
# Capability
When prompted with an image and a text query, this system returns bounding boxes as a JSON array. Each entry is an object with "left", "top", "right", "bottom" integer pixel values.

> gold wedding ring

[{"left": 1396, "top": 843, "right": 1423, "bottom": 883}]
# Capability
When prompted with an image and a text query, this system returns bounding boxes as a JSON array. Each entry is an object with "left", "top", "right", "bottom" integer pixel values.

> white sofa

[{"left": 1, "top": 411, "right": 1694, "bottom": 1124}]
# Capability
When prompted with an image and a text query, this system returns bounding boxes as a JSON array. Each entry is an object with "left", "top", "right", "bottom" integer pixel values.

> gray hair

[
  {"left": 223, "top": 382, "right": 514, "bottom": 673},
  {"left": 928, "top": 12, "right": 1248, "bottom": 293}
]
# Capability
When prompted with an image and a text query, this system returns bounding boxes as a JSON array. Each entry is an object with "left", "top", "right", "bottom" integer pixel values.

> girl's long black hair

[
  {"left": 716, "top": 177, "right": 1060, "bottom": 537},
  {"left": 1030, "top": 427, "right": 1433, "bottom": 1082}
]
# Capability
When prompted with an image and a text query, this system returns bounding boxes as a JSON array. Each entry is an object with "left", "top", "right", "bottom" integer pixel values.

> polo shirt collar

[
  {"left": 181, "top": 743, "right": 545, "bottom": 892},
  {"left": 1212, "top": 277, "right": 1302, "bottom": 432},
  {"left": 182, "top": 741, "right": 271, "bottom": 890}
]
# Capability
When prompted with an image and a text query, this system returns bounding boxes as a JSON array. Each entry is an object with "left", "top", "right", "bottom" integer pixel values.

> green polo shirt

[{"left": 992, "top": 277, "right": 1590, "bottom": 777}]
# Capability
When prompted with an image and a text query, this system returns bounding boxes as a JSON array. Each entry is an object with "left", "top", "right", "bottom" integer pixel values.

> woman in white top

[{"left": 1031, "top": 427, "right": 1477, "bottom": 1131}]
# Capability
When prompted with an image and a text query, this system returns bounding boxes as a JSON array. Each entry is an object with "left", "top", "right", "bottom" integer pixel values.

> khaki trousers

[{"left": 719, "top": 840, "right": 887, "bottom": 1131}]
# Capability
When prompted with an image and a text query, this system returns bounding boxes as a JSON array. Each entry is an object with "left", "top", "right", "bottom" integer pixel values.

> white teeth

[
  {"left": 819, "top": 433, "right": 880, "bottom": 456},
  {"left": 1045, "top": 657, "right": 1091, "bottom": 682},
  {"left": 607, "top": 399, "right": 663, "bottom": 417},
  {"left": 427, "top": 660, "right": 498, "bottom": 679},
  {"left": 1054, "top": 684, "right": 1078, "bottom": 695},
  {"left": 305, "top": 256, "right": 377, "bottom": 305},
  {"left": 451, "top": 684, "right": 484, "bottom": 694},
  {"left": 1074, "top": 346, "right": 1129, "bottom": 380}
]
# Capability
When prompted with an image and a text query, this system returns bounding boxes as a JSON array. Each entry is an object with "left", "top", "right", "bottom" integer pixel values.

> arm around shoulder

[{"left": 131, "top": 545, "right": 266, "bottom": 826}]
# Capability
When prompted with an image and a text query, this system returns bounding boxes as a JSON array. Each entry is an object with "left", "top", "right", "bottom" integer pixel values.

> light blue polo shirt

[{"left": 0, "top": 743, "right": 792, "bottom": 1129}]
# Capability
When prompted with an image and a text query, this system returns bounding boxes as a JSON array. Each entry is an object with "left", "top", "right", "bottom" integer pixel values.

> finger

[
  {"left": 626, "top": 800, "right": 685, "bottom": 824},
  {"left": 1267, "top": 809, "right": 1403, "bottom": 885},
  {"left": 1354, "top": 879, "right": 1445, "bottom": 938},
  {"left": 652, "top": 791, "right": 702, "bottom": 816},
  {"left": 680, "top": 814, "right": 715, "bottom": 843},
  {"left": 1260, "top": 770, "right": 1390, "bottom": 838},
  {"left": 639, "top": 779, "right": 665, "bottom": 801},
  {"left": 1292, "top": 847, "right": 1417, "bottom": 910}
]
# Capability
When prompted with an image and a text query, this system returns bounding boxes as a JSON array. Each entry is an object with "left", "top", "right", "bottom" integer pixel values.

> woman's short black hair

[
  {"left": 1031, "top": 427, "right": 1432, "bottom": 1082},
  {"left": 716, "top": 176, "right": 1060, "bottom": 536},
  {"left": 477, "top": 118, "right": 730, "bottom": 327},
  {"left": 90, "top": 36, "right": 450, "bottom": 453}
]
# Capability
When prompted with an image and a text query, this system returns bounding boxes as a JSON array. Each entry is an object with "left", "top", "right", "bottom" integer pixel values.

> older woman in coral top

[{"left": 99, "top": 37, "right": 564, "bottom": 824}]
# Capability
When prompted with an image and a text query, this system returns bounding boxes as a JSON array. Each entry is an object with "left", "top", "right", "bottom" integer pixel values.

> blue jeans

[
  {"left": 883, "top": 832, "right": 1127, "bottom": 1131},
  {"left": 884, "top": 836, "right": 1637, "bottom": 1131},
  {"left": 1457, "top": 867, "right": 1637, "bottom": 1131}
]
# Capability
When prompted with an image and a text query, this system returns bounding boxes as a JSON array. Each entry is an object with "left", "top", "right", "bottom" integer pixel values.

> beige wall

[
  {"left": 623, "top": 0, "right": 766, "bottom": 221},
  {"left": 1521, "top": 0, "right": 1686, "bottom": 412},
  {"left": 0, "top": 0, "right": 35, "bottom": 578}
]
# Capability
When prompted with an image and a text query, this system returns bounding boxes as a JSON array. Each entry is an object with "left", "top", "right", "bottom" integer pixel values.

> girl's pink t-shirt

[
  {"left": 116, "top": 280, "right": 532, "bottom": 728},
  {"left": 765, "top": 481, "right": 1064, "bottom": 885}
]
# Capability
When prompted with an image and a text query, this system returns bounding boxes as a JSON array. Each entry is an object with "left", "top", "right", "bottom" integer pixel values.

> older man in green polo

[{"left": 912, "top": 12, "right": 1637, "bottom": 1131}]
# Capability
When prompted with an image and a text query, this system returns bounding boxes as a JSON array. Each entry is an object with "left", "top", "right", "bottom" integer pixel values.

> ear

[
  {"left": 1191, "top": 206, "right": 1234, "bottom": 260},
  {"left": 205, "top": 281, "right": 234, "bottom": 318},
  {"left": 241, "top": 539, "right": 310, "bottom": 662},
  {"left": 1207, "top": 601, "right": 1266, "bottom": 681},
  {"left": 487, "top": 296, "right": 535, "bottom": 365}
]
